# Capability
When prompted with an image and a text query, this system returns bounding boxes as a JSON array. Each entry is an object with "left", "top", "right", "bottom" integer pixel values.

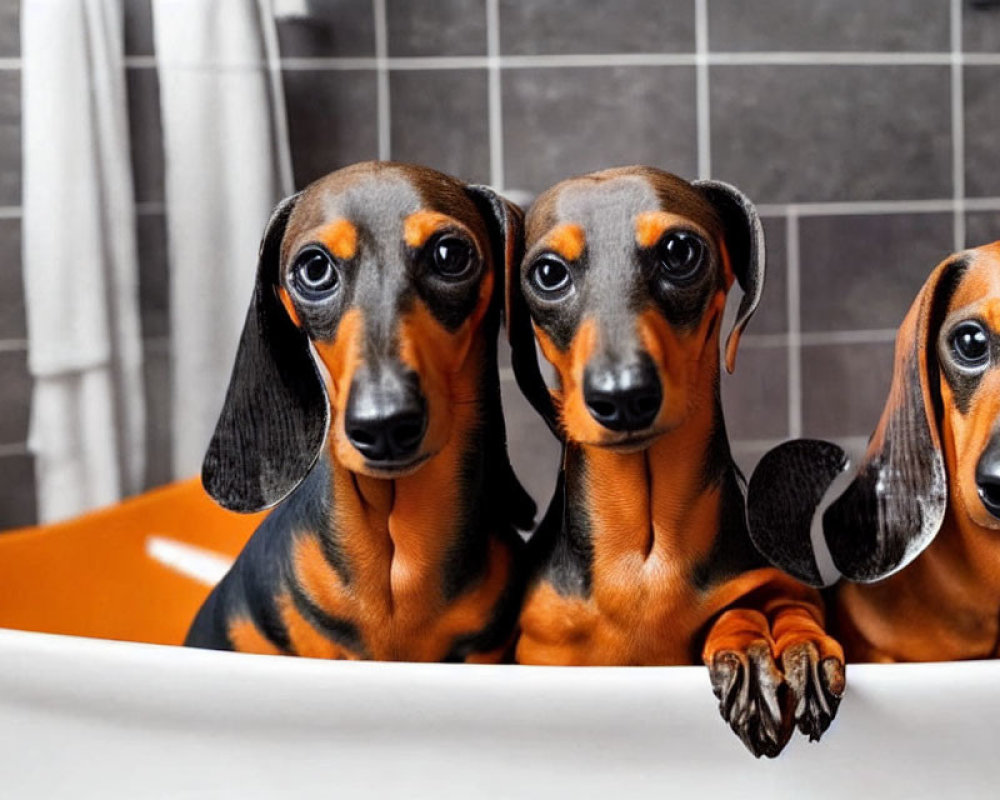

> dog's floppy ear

[
  {"left": 821, "top": 257, "right": 966, "bottom": 582},
  {"left": 693, "top": 180, "right": 765, "bottom": 374},
  {"left": 746, "top": 439, "right": 851, "bottom": 587},
  {"left": 747, "top": 259, "right": 965, "bottom": 584},
  {"left": 464, "top": 184, "right": 538, "bottom": 530},
  {"left": 465, "top": 185, "right": 560, "bottom": 437},
  {"left": 202, "top": 193, "right": 331, "bottom": 513}
]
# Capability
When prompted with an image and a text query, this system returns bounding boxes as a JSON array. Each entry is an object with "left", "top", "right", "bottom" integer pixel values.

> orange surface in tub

[{"left": 0, "top": 479, "right": 261, "bottom": 645}]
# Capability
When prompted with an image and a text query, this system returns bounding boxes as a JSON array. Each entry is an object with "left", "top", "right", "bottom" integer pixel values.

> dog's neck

[
  {"left": 319, "top": 332, "right": 502, "bottom": 604},
  {"left": 913, "top": 399, "right": 1000, "bottom": 606},
  {"left": 561, "top": 352, "right": 741, "bottom": 581},
  {"left": 911, "top": 491, "right": 1000, "bottom": 603},
  {"left": 835, "top": 502, "right": 1000, "bottom": 661}
]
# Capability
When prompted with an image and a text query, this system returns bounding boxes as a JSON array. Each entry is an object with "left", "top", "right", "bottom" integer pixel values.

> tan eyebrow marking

[
  {"left": 317, "top": 218, "right": 358, "bottom": 260},
  {"left": 635, "top": 211, "right": 697, "bottom": 249},
  {"left": 981, "top": 300, "right": 1000, "bottom": 331},
  {"left": 404, "top": 210, "right": 454, "bottom": 248},
  {"left": 545, "top": 223, "right": 586, "bottom": 261}
]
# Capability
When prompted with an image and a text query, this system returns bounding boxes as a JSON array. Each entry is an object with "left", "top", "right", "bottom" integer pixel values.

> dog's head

[
  {"left": 935, "top": 245, "right": 1000, "bottom": 532},
  {"left": 750, "top": 243, "right": 1000, "bottom": 586},
  {"left": 507, "top": 166, "right": 763, "bottom": 449},
  {"left": 820, "top": 246, "right": 1000, "bottom": 581},
  {"left": 202, "top": 162, "right": 523, "bottom": 512}
]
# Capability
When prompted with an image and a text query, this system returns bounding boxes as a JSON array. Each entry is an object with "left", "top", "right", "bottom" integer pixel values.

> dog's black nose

[
  {"left": 345, "top": 367, "right": 427, "bottom": 463},
  {"left": 976, "top": 438, "right": 1000, "bottom": 519},
  {"left": 583, "top": 355, "right": 662, "bottom": 433}
]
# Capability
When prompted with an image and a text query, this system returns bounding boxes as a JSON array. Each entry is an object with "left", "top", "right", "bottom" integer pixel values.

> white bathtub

[{"left": 0, "top": 626, "right": 992, "bottom": 799}]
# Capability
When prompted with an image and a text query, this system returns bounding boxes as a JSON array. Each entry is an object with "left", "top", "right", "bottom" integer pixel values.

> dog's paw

[
  {"left": 781, "top": 640, "right": 845, "bottom": 742},
  {"left": 708, "top": 640, "right": 791, "bottom": 759}
]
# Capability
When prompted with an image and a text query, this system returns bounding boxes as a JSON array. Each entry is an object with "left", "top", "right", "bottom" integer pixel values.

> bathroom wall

[{"left": 2, "top": 0, "right": 1000, "bottom": 525}]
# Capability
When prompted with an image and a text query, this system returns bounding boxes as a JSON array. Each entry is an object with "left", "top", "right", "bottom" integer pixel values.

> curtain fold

[
  {"left": 21, "top": 0, "right": 146, "bottom": 522},
  {"left": 153, "top": 0, "right": 292, "bottom": 478}
]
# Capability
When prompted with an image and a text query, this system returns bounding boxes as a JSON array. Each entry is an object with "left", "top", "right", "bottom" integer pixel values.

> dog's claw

[
  {"left": 709, "top": 642, "right": 791, "bottom": 759},
  {"left": 781, "top": 642, "right": 845, "bottom": 742}
]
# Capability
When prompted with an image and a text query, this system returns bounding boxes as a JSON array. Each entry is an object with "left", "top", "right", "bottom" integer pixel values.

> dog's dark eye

[
  {"left": 657, "top": 232, "right": 705, "bottom": 281},
  {"left": 530, "top": 257, "right": 572, "bottom": 294},
  {"left": 952, "top": 321, "right": 991, "bottom": 369},
  {"left": 291, "top": 247, "right": 339, "bottom": 300},
  {"left": 430, "top": 235, "right": 475, "bottom": 280}
]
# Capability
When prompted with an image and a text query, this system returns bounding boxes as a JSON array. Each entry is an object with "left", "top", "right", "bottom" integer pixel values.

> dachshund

[
  {"left": 186, "top": 162, "right": 535, "bottom": 662},
  {"left": 747, "top": 242, "right": 1000, "bottom": 663},
  {"left": 506, "top": 166, "right": 845, "bottom": 758}
]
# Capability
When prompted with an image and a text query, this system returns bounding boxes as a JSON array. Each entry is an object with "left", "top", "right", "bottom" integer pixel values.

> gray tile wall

[
  {"left": 3, "top": 0, "right": 1000, "bottom": 525},
  {"left": 0, "top": 0, "right": 33, "bottom": 527}
]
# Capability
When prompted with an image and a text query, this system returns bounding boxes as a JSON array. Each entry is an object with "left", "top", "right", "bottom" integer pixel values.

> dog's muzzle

[
  {"left": 976, "top": 436, "right": 1000, "bottom": 520},
  {"left": 582, "top": 353, "right": 662, "bottom": 433},
  {"left": 344, "top": 364, "right": 427, "bottom": 464}
]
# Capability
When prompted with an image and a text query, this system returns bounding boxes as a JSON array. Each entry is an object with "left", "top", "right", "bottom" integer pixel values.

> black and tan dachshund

[
  {"left": 747, "top": 242, "right": 1000, "bottom": 663},
  {"left": 186, "top": 162, "right": 535, "bottom": 662},
  {"left": 507, "top": 167, "right": 845, "bottom": 757}
]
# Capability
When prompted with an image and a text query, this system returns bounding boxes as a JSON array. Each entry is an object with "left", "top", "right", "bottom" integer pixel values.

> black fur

[
  {"left": 745, "top": 439, "right": 850, "bottom": 587},
  {"left": 692, "top": 401, "right": 767, "bottom": 591},
  {"left": 202, "top": 193, "right": 331, "bottom": 513},
  {"left": 529, "top": 463, "right": 594, "bottom": 597},
  {"left": 693, "top": 180, "right": 765, "bottom": 361}
]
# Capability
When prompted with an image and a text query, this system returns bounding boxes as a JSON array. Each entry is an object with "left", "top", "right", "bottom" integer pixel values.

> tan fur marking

[
  {"left": 277, "top": 592, "right": 345, "bottom": 659},
  {"left": 279, "top": 287, "right": 302, "bottom": 328},
  {"left": 317, "top": 218, "right": 358, "bottom": 260},
  {"left": 545, "top": 223, "right": 586, "bottom": 261},
  {"left": 227, "top": 618, "right": 282, "bottom": 656},
  {"left": 404, "top": 210, "right": 453, "bottom": 248},
  {"left": 292, "top": 534, "right": 354, "bottom": 619},
  {"left": 313, "top": 308, "right": 367, "bottom": 473}
]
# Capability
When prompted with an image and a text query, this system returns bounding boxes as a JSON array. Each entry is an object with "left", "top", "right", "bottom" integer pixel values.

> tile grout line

[
  {"left": 372, "top": 0, "right": 391, "bottom": 160},
  {"left": 757, "top": 196, "right": 1000, "bottom": 217},
  {"left": 742, "top": 328, "right": 899, "bottom": 348},
  {"left": 694, "top": 0, "right": 711, "bottom": 179},
  {"left": 951, "top": 0, "right": 966, "bottom": 252},
  {"left": 729, "top": 438, "right": 788, "bottom": 454},
  {"left": 707, "top": 51, "right": 954, "bottom": 66},
  {"left": 962, "top": 52, "right": 1000, "bottom": 64},
  {"left": 276, "top": 56, "right": 378, "bottom": 70},
  {"left": 96, "top": 51, "right": 1000, "bottom": 72},
  {"left": 0, "top": 442, "right": 29, "bottom": 458},
  {"left": 786, "top": 209, "right": 802, "bottom": 438},
  {"left": 486, "top": 0, "right": 505, "bottom": 191},
  {"left": 0, "top": 340, "right": 28, "bottom": 352},
  {"left": 123, "top": 55, "right": 156, "bottom": 69},
  {"left": 11, "top": 198, "right": 1000, "bottom": 221}
]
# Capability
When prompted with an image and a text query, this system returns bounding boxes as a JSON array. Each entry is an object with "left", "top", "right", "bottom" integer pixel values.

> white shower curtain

[
  {"left": 20, "top": 0, "right": 296, "bottom": 521},
  {"left": 153, "top": 0, "right": 294, "bottom": 478},
  {"left": 21, "top": 0, "right": 146, "bottom": 522}
]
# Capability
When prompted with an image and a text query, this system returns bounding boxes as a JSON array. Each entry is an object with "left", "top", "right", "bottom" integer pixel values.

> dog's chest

[
  {"left": 517, "top": 456, "right": 746, "bottom": 665},
  {"left": 518, "top": 550, "right": 718, "bottom": 666},
  {"left": 285, "top": 523, "right": 512, "bottom": 662}
]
